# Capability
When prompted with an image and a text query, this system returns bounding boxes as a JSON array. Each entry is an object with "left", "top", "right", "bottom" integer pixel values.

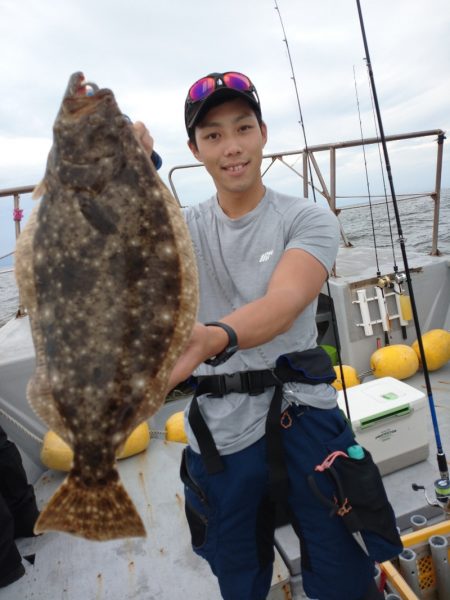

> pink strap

[{"left": 315, "top": 450, "right": 348, "bottom": 472}]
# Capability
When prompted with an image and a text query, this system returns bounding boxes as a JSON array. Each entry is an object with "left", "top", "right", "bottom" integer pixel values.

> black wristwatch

[{"left": 204, "top": 322, "right": 239, "bottom": 366}]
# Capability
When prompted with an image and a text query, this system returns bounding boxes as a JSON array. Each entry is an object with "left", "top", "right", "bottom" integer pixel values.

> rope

[
  {"left": 0, "top": 250, "right": 15, "bottom": 262},
  {"left": 0, "top": 407, "right": 43, "bottom": 444}
]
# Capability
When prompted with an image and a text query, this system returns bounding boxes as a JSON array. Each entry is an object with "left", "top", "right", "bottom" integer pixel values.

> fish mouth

[
  {"left": 63, "top": 72, "right": 115, "bottom": 115},
  {"left": 77, "top": 80, "right": 100, "bottom": 97},
  {"left": 65, "top": 72, "right": 100, "bottom": 98}
]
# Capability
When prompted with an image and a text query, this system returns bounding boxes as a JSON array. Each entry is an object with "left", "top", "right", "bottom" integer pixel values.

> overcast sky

[{"left": 1, "top": 0, "right": 449, "bottom": 258}]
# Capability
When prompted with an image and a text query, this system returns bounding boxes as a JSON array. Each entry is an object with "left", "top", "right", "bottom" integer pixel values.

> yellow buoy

[
  {"left": 370, "top": 344, "right": 419, "bottom": 379},
  {"left": 40, "top": 431, "right": 74, "bottom": 472},
  {"left": 117, "top": 422, "right": 150, "bottom": 459},
  {"left": 165, "top": 411, "right": 188, "bottom": 444},
  {"left": 40, "top": 422, "right": 151, "bottom": 472},
  {"left": 331, "top": 365, "right": 360, "bottom": 390},
  {"left": 411, "top": 329, "right": 450, "bottom": 371}
]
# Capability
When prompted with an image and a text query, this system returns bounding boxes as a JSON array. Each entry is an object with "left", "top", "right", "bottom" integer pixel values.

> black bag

[{"left": 308, "top": 448, "right": 402, "bottom": 550}]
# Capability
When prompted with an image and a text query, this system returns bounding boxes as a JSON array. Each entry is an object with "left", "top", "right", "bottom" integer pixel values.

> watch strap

[{"left": 204, "top": 322, "right": 239, "bottom": 366}]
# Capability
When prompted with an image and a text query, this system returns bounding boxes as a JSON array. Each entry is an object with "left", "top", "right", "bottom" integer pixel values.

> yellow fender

[
  {"left": 370, "top": 344, "right": 419, "bottom": 380},
  {"left": 331, "top": 365, "right": 360, "bottom": 390},
  {"left": 411, "top": 329, "right": 450, "bottom": 371},
  {"left": 40, "top": 431, "right": 74, "bottom": 472},
  {"left": 165, "top": 411, "right": 187, "bottom": 444},
  {"left": 40, "top": 422, "right": 151, "bottom": 472},
  {"left": 118, "top": 422, "right": 150, "bottom": 459}
]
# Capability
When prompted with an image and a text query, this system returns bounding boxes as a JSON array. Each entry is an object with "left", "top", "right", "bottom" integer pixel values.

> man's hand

[
  {"left": 133, "top": 121, "right": 154, "bottom": 155},
  {"left": 167, "top": 323, "right": 228, "bottom": 392}
]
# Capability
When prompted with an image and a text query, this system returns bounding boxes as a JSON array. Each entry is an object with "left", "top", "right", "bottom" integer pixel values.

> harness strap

[
  {"left": 193, "top": 369, "right": 279, "bottom": 398},
  {"left": 189, "top": 348, "right": 336, "bottom": 399},
  {"left": 265, "top": 385, "right": 290, "bottom": 503},
  {"left": 187, "top": 348, "right": 335, "bottom": 492},
  {"left": 188, "top": 382, "right": 289, "bottom": 505},
  {"left": 188, "top": 394, "right": 225, "bottom": 474}
]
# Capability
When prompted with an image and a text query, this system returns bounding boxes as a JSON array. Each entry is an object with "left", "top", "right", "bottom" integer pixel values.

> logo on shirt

[{"left": 259, "top": 250, "right": 274, "bottom": 263}]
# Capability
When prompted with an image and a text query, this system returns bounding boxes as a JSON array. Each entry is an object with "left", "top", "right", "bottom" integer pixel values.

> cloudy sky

[{"left": 1, "top": 0, "right": 449, "bottom": 259}]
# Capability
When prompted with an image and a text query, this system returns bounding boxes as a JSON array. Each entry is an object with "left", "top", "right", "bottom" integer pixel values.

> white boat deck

[{"left": 4, "top": 439, "right": 291, "bottom": 600}]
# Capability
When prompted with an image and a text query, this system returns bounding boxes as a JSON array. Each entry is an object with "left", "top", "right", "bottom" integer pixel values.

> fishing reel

[
  {"left": 412, "top": 479, "right": 450, "bottom": 514},
  {"left": 376, "top": 272, "right": 407, "bottom": 289},
  {"left": 377, "top": 275, "right": 393, "bottom": 289},
  {"left": 394, "top": 271, "right": 407, "bottom": 286}
]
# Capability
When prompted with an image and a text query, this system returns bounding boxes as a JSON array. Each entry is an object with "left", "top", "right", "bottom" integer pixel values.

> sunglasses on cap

[
  {"left": 185, "top": 71, "right": 261, "bottom": 135},
  {"left": 187, "top": 71, "right": 259, "bottom": 104}
]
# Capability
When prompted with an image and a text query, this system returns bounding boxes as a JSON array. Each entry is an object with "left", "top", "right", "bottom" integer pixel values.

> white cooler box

[{"left": 337, "top": 377, "right": 429, "bottom": 475}]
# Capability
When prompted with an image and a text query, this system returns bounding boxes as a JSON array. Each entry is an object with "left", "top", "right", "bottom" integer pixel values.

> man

[{"left": 153, "top": 71, "right": 401, "bottom": 600}]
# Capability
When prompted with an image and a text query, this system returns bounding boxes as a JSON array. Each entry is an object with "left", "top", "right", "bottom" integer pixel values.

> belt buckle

[{"left": 222, "top": 372, "right": 242, "bottom": 394}]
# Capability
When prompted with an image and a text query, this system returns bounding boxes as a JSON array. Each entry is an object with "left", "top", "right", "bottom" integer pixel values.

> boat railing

[
  {"left": 0, "top": 129, "right": 445, "bottom": 318},
  {"left": 0, "top": 185, "right": 34, "bottom": 317},
  {"left": 167, "top": 128, "right": 445, "bottom": 255}
]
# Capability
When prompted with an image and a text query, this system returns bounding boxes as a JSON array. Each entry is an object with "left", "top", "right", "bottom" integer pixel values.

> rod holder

[
  {"left": 429, "top": 535, "right": 450, "bottom": 600},
  {"left": 399, "top": 548, "right": 422, "bottom": 597},
  {"left": 410, "top": 514, "right": 428, "bottom": 531}
]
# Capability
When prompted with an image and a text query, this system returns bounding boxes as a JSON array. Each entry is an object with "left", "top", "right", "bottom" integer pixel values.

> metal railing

[
  {"left": 0, "top": 185, "right": 34, "bottom": 317},
  {"left": 0, "top": 129, "right": 446, "bottom": 318},
  {"left": 168, "top": 129, "right": 445, "bottom": 256}
]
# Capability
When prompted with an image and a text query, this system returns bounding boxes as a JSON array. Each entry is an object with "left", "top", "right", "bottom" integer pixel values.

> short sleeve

[{"left": 285, "top": 202, "right": 340, "bottom": 273}]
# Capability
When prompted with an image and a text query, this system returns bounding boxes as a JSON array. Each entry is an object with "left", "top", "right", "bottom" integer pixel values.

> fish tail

[{"left": 34, "top": 472, "right": 146, "bottom": 541}]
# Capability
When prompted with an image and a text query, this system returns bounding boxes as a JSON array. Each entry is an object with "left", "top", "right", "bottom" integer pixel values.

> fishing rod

[
  {"left": 273, "top": 0, "right": 352, "bottom": 420},
  {"left": 352, "top": 65, "right": 392, "bottom": 347},
  {"left": 356, "top": 0, "right": 450, "bottom": 499}
]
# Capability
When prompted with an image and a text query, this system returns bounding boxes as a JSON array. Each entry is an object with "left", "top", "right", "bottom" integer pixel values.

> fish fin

[
  {"left": 15, "top": 205, "right": 72, "bottom": 440},
  {"left": 15, "top": 205, "right": 39, "bottom": 305},
  {"left": 32, "top": 179, "right": 47, "bottom": 200},
  {"left": 34, "top": 472, "right": 146, "bottom": 541},
  {"left": 27, "top": 367, "right": 71, "bottom": 441}
]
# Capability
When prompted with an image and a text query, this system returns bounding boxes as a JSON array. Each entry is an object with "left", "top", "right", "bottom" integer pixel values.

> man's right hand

[{"left": 166, "top": 322, "right": 229, "bottom": 392}]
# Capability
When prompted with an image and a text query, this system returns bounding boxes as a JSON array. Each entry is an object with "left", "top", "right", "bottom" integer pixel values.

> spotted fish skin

[{"left": 15, "top": 72, "right": 198, "bottom": 540}]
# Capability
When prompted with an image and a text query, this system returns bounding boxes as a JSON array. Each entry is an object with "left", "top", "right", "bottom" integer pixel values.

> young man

[{"left": 159, "top": 71, "right": 402, "bottom": 600}]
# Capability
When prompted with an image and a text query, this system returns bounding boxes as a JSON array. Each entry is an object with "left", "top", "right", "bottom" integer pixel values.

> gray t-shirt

[{"left": 183, "top": 187, "right": 340, "bottom": 455}]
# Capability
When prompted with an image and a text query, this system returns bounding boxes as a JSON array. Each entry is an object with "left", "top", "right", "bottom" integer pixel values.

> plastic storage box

[{"left": 337, "top": 377, "right": 429, "bottom": 475}]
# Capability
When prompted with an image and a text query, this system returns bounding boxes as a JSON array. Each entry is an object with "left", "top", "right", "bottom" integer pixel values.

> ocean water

[{"left": 0, "top": 189, "right": 448, "bottom": 328}]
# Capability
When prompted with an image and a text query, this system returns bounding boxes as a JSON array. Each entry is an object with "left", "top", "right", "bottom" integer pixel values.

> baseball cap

[{"left": 184, "top": 71, "right": 261, "bottom": 138}]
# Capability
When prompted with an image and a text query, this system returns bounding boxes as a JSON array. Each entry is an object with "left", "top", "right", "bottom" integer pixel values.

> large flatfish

[{"left": 15, "top": 72, "right": 198, "bottom": 540}]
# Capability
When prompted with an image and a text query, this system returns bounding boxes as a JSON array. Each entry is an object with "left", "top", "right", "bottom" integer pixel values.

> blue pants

[{"left": 181, "top": 404, "right": 401, "bottom": 600}]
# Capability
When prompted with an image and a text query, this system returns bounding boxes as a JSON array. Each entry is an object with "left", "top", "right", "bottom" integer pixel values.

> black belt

[{"left": 193, "top": 369, "right": 282, "bottom": 398}]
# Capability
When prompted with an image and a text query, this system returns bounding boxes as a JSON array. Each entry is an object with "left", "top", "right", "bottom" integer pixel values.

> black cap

[{"left": 184, "top": 72, "right": 261, "bottom": 138}]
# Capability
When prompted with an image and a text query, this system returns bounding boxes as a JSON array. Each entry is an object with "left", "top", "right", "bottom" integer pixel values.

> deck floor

[
  {"left": 381, "top": 362, "right": 450, "bottom": 529},
  {"left": 4, "top": 439, "right": 291, "bottom": 600}
]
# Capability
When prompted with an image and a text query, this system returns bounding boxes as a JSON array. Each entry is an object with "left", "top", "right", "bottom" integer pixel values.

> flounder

[{"left": 15, "top": 72, "right": 198, "bottom": 540}]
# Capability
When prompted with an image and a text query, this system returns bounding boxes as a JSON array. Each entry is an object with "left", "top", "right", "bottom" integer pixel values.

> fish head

[{"left": 50, "top": 72, "right": 131, "bottom": 189}]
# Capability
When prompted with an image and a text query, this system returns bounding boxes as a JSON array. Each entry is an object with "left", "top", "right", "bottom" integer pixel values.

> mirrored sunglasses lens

[
  {"left": 223, "top": 72, "right": 252, "bottom": 91},
  {"left": 189, "top": 77, "right": 216, "bottom": 101}
]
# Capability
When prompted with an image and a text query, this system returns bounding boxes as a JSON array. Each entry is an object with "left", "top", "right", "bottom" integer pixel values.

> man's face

[{"left": 188, "top": 98, "right": 267, "bottom": 198}]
